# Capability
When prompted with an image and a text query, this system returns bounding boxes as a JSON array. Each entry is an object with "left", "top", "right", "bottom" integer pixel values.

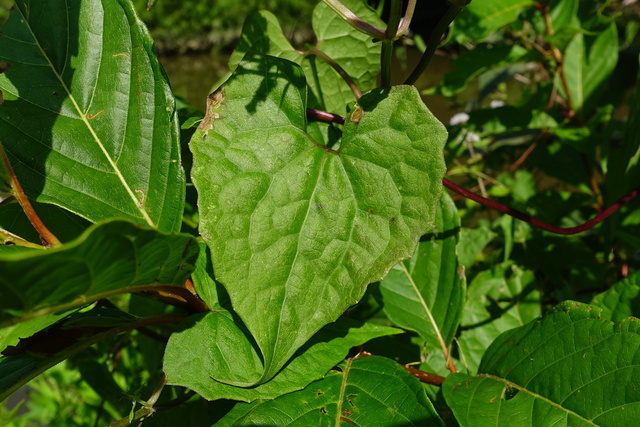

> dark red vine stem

[
  {"left": 306, "top": 109, "right": 640, "bottom": 236},
  {"left": 443, "top": 178, "right": 639, "bottom": 235}
]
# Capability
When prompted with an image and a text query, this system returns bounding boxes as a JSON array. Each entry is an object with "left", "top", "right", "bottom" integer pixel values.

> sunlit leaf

[
  {"left": 190, "top": 53, "right": 447, "bottom": 383},
  {"left": 164, "top": 315, "right": 400, "bottom": 401},
  {"left": 0, "top": 0, "right": 185, "bottom": 231}
]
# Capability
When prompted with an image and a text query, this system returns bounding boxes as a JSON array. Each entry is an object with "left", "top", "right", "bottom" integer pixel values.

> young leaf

[
  {"left": 0, "top": 0, "right": 185, "bottom": 231},
  {"left": 379, "top": 193, "right": 466, "bottom": 353},
  {"left": 216, "top": 356, "right": 444, "bottom": 426},
  {"left": 0, "top": 219, "right": 198, "bottom": 327},
  {"left": 163, "top": 314, "right": 400, "bottom": 401},
  {"left": 190, "top": 53, "right": 447, "bottom": 383},
  {"left": 444, "top": 302, "right": 640, "bottom": 426}
]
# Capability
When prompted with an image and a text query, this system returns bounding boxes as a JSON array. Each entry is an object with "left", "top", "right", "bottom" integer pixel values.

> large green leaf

[
  {"left": 217, "top": 356, "right": 444, "bottom": 426},
  {"left": 230, "top": 1, "right": 383, "bottom": 115},
  {"left": 0, "top": 0, "right": 185, "bottom": 231},
  {"left": 444, "top": 302, "right": 640, "bottom": 426},
  {"left": 163, "top": 314, "right": 400, "bottom": 401},
  {"left": 379, "top": 193, "right": 465, "bottom": 350},
  {"left": 190, "top": 54, "right": 447, "bottom": 383},
  {"left": 0, "top": 219, "right": 198, "bottom": 327},
  {"left": 456, "top": 262, "right": 541, "bottom": 374}
]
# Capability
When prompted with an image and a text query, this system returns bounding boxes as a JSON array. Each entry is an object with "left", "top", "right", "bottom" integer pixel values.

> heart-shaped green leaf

[
  {"left": 190, "top": 53, "right": 447, "bottom": 383},
  {"left": 0, "top": 0, "right": 185, "bottom": 231}
]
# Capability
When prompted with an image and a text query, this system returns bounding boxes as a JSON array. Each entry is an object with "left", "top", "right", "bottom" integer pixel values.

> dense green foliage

[{"left": 1, "top": 0, "right": 640, "bottom": 425}]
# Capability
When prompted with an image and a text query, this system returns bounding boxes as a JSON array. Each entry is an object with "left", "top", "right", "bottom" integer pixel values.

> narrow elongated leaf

[
  {"left": 444, "top": 302, "right": 640, "bottom": 426},
  {"left": 456, "top": 262, "right": 540, "bottom": 374},
  {"left": 591, "top": 270, "right": 640, "bottom": 322},
  {"left": 217, "top": 356, "right": 444, "bottom": 426},
  {"left": 163, "top": 314, "right": 400, "bottom": 401},
  {"left": 0, "top": 0, "right": 185, "bottom": 231},
  {"left": 561, "top": 21, "right": 618, "bottom": 115},
  {"left": 0, "top": 219, "right": 198, "bottom": 327},
  {"left": 191, "top": 54, "right": 446, "bottom": 383},
  {"left": 379, "top": 193, "right": 465, "bottom": 349}
]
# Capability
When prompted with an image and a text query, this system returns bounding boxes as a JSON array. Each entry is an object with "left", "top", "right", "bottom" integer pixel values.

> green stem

[
  {"left": 304, "top": 48, "right": 362, "bottom": 99},
  {"left": 404, "top": 4, "right": 463, "bottom": 85},
  {"left": 321, "top": 0, "right": 386, "bottom": 39},
  {"left": 381, "top": 0, "right": 403, "bottom": 87}
]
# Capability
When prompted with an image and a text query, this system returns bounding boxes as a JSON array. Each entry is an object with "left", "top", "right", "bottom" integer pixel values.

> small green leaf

[
  {"left": 163, "top": 315, "right": 400, "bottom": 401},
  {"left": 0, "top": 0, "right": 185, "bottom": 231},
  {"left": 379, "top": 193, "right": 466, "bottom": 349},
  {"left": 453, "top": 0, "right": 536, "bottom": 43},
  {"left": 0, "top": 219, "right": 198, "bottom": 327},
  {"left": 591, "top": 271, "right": 640, "bottom": 322},
  {"left": 190, "top": 54, "right": 447, "bottom": 383},
  {"left": 444, "top": 301, "right": 640, "bottom": 426},
  {"left": 217, "top": 356, "right": 444, "bottom": 426}
]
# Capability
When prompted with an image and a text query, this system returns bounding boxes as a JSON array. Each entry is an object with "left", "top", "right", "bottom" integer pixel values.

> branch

[
  {"left": 443, "top": 178, "right": 640, "bottom": 235},
  {"left": 381, "top": 0, "right": 403, "bottom": 87},
  {"left": 356, "top": 350, "right": 446, "bottom": 386},
  {"left": 404, "top": 4, "right": 464, "bottom": 85},
  {"left": 396, "top": 0, "right": 417, "bottom": 38},
  {"left": 0, "top": 143, "right": 62, "bottom": 247}
]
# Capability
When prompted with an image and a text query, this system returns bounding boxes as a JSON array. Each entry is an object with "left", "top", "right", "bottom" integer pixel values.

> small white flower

[
  {"left": 449, "top": 112, "right": 470, "bottom": 126},
  {"left": 490, "top": 100, "right": 505, "bottom": 109},
  {"left": 464, "top": 132, "right": 481, "bottom": 144}
]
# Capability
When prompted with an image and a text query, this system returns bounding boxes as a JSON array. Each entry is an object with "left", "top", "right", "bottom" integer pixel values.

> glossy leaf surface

[
  {"left": 217, "top": 356, "right": 444, "bottom": 426},
  {"left": 0, "top": 0, "right": 185, "bottom": 231},
  {"left": 444, "top": 302, "right": 640, "bottom": 426},
  {"left": 190, "top": 53, "right": 447, "bottom": 383}
]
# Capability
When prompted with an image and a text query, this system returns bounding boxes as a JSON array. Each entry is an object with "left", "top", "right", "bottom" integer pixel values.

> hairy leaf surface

[
  {"left": 444, "top": 302, "right": 640, "bottom": 426},
  {"left": 0, "top": 0, "right": 185, "bottom": 231},
  {"left": 190, "top": 54, "right": 447, "bottom": 383}
]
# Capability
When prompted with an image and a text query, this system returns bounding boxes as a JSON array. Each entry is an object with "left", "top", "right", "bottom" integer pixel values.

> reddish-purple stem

[
  {"left": 443, "top": 178, "right": 639, "bottom": 235},
  {"left": 306, "top": 109, "right": 640, "bottom": 235}
]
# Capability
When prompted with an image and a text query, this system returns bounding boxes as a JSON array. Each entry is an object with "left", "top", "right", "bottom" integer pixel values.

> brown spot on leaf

[
  {"left": 198, "top": 87, "right": 225, "bottom": 139},
  {"left": 350, "top": 106, "right": 363, "bottom": 124}
]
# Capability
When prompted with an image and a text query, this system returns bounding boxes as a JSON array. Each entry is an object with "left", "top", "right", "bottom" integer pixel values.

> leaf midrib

[{"left": 19, "top": 5, "right": 155, "bottom": 227}]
